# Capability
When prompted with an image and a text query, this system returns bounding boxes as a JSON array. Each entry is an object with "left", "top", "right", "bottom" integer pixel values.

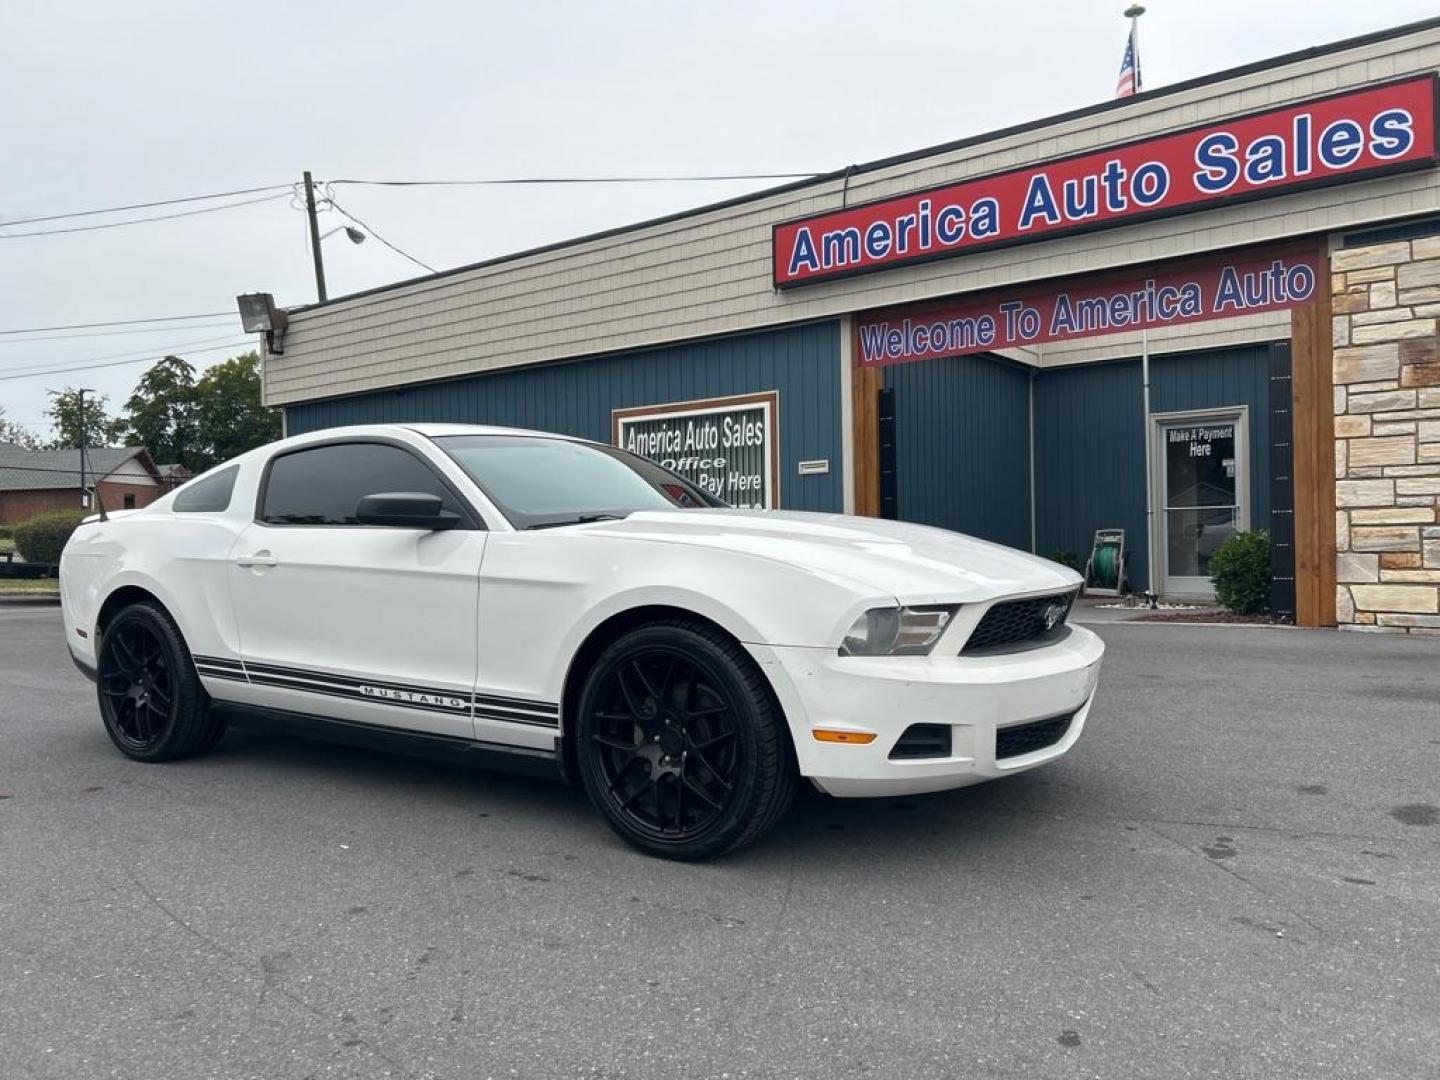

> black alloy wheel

[
  {"left": 100, "top": 619, "right": 175, "bottom": 751},
  {"left": 576, "top": 620, "right": 796, "bottom": 860},
  {"left": 96, "top": 602, "right": 226, "bottom": 762}
]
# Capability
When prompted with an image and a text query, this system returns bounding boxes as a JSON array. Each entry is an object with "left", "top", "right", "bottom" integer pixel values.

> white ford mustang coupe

[{"left": 61, "top": 424, "right": 1103, "bottom": 859}]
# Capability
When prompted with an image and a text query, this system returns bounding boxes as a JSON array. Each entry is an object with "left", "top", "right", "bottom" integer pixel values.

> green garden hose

[{"left": 1091, "top": 544, "right": 1119, "bottom": 590}]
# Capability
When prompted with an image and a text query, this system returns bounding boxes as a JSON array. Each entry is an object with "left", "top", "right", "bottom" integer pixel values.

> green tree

[
  {"left": 124, "top": 355, "right": 200, "bottom": 468},
  {"left": 194, "top": 352, "right": 281, "bottom": 468},
  {"left": 44, "top": 387, "right": 125, "bottom": 449},
  {"left": 0, "top": 406, "right": 44, "bottom": 450}
]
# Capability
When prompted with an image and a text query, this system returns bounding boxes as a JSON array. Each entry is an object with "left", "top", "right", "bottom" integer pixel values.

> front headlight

[{"left": 839, "top": 605, "right": 958, "bottom": 657}]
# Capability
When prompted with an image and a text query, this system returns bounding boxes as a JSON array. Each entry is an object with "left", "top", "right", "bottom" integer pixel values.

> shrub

[
  {"left": 13, "top": 508, "right": 89, "bottom": 566},
  {"left": 1047, "top": 549, "right": 1082, "bottom": 571},
  {"left": 0, "top": 525, "right": 12, "bottom": 542},
  {"left": 1209, "top": 529, "right": 1271, "bottom": 615}
]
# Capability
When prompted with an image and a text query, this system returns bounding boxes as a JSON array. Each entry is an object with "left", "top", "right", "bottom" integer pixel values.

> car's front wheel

[
  {"left": 576, "top": 619, "right": 797, "bottom": 860},
  {"left": 97, "top": 602, "right": 227, "bottom": 762}
]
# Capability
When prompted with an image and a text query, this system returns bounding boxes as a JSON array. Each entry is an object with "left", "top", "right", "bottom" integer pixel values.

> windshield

[{"left": 434, "top": 434, "right": 726, "bottom": 529}]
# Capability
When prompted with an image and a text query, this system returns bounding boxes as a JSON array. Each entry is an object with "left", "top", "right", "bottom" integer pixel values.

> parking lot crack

[
  {"left": 1117, "top": 958, "right": 1163, "bottom": 999},
  {"left": 1136, "top": 821, "right": 1326, "bottom": 936},
  {"left": 123, "top": 869, "right": 426, "bottom": 1078}
]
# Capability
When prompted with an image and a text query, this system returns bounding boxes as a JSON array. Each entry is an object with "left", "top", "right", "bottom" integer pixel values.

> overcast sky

[{"left": 2, "top": 0, "right": 1437, "bottom": 440}]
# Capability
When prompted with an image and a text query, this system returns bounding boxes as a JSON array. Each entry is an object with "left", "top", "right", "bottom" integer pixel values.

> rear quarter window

[{"left": 173, "top": 466, "right": 240, "bottom": 513}]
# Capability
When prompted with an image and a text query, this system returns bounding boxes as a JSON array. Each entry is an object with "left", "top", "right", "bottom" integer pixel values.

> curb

[{"left": 0, "top": 594, "right": 61, "bottom": 607}]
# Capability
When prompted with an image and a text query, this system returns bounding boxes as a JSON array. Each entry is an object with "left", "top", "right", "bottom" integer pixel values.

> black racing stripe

[
  {"left": 252, "top": 675, "right": 469, "bottom": 716},
  {"left": 196, "top": 668, "right": 248, "bottom": 683},
  {"left": 241, "top": 660, "right": 559, "bottom": 717},
  {"left": 243, "top": 661, "right": 474, "bottom": 705},
  {"left": 474, "top": 709, "right": 559, "bottom": 729},
  {"left": 474, "top": 693, "right": 558, "bottom": 715},
  {"left": 192, "top": 655, "right": 245, "bottom": 671},
  {"left": 472, "top": 700, "right": 559, "bottom": 721},
  {"left": 244, "top": 672, "right": 469, "bottom": 717}
]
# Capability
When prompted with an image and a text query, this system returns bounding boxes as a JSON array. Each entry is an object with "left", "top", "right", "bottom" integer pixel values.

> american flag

[{"left": 1115, "top": 25, "right": 1140, "bottom": 97}]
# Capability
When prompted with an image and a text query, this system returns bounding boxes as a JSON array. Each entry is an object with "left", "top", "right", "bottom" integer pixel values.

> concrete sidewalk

[{"left": 0, "top": 592, "right": 60, "bottom": 606}]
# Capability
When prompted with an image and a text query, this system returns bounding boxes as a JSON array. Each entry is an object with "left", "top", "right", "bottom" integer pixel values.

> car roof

[
  {"left": 278, "top": 422, "right": 582, "bottom": 444},
  {"left": 401, "top": 422, "right": 573, "bottom": 439}
]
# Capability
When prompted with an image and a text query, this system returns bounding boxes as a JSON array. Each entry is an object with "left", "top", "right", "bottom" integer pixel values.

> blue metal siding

[
  {"left": 285, "top": 322, "right": 843, "bottom": 512},
  {"left": 1151, "top": 346, "right": 1274, "bottom": 534},
  {"left": 883, "top": 353, "right": 1032, "bottom": 550},
  {"left": 1033, "top": 360, "right": 1146, "bottom": 579},
  {"left": 1033, "top": 343, "right": 1275, "bottom": 591}
]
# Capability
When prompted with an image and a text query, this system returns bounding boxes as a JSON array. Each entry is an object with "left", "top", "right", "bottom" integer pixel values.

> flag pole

[
  {"left": 1123, "top": 4, "right": 1155, "bottom": 605},
  {"left": 1125, "top": 5, "right": 1145, "bottom": 94}
]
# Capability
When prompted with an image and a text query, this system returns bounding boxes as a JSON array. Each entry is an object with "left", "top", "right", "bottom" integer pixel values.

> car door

[{"left": 225, "top": 438, "right": 485, "bottom": 740}]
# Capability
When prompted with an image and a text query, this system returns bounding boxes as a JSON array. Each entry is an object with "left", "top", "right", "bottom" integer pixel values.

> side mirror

[{"left": 355, "top": 492, "right": 461, "bottom": 530}]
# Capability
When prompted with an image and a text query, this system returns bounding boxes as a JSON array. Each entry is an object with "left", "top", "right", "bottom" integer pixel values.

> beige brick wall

[{"left": 1331, "top": 237, "right": 1440, "bottom": 634}]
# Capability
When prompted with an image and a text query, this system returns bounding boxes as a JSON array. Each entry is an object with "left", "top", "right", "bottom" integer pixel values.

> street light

[{"left": 319, "top": 225, "right": 366, "bottom": 245}]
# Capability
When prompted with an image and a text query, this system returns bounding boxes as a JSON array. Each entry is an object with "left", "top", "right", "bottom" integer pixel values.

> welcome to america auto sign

[
  {"left": 773, "top": 76, "right": 1438, "bottom": 288},
  {"left": 856, "top": 244, "right": 1318, "bottom": 366}
]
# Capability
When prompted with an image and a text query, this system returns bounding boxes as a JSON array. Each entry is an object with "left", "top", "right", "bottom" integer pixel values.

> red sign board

[
  {"left": 855, "top": 245, "right": 1319, "bottom": 366},
  {"left": 775, "top": 75, "right": 1438, "bottom": 288}
]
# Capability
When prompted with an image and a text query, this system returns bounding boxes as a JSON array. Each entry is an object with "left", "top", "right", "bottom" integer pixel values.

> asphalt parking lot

[{"left": 2, "top": 604, "right": 1437, "bottom": 1080}]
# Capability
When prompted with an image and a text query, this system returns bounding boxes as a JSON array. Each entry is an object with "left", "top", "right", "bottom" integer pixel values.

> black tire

[
  {"left": 575, "top": 619, "right": 797, "bottom": 860},
  {"left": 96, "top": 601, "right": 227, "bottom": 762}
]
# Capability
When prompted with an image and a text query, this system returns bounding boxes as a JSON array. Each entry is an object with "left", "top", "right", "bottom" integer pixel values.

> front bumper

[{"left": 751, "top": 625, "right": 1104, "bottom": 797}]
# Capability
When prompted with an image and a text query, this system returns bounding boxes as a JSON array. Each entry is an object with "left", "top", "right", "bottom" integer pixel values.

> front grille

[
  {"left": 962, "top": 590, "right": 1077, "bottom": 654},
  {"left": 995, "top": 714, "right": 1072, "bottom": 760},
  {"left": 889, "top": 723, "right": 952, "bottom": 760}
]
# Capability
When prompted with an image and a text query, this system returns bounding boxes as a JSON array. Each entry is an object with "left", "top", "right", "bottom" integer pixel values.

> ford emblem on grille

[{"left": 1043, "top": 602, "right": 1067, "bottom": 631}]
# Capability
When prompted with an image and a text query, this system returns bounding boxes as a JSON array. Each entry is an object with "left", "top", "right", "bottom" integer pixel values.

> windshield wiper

[{"left": 525, "top": 512, "right": 629, "bottom": 530}]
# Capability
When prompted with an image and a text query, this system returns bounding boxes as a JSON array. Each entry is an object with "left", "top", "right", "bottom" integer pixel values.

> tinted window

[
  {"left": 435, "top": 435, "right": 723, "bottom": 529},
  {"left": 261, "top": 443, "right": 465, "bottom": 526},
  {"left": 173, "top": 465, "right": 239, "bottom": 513}
]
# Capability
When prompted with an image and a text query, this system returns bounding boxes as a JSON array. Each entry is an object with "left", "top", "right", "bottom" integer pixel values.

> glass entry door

[{"left": 1159, "top": 415, "right": 1245, "bottom": 596}]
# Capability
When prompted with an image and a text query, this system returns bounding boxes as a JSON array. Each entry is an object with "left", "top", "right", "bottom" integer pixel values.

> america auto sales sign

[{"left": 773, "top": 76, "right": 1438, "bottom": 288}]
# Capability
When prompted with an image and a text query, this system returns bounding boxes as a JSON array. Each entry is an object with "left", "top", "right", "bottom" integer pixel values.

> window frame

[{"left": 253, "top": 437, "right": 485, "bottom": 530}]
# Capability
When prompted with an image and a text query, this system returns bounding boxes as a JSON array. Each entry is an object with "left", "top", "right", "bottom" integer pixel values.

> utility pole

[
  {"left": 77, "top": 387, "right": 91, "bottom": 509},
  {"left": 304, "top": 170, "right": 327, "bottom": 303}
]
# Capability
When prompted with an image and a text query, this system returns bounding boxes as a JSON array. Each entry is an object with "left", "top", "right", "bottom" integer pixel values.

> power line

[
  {"left": 0, "top": 321, "right": 236, "bottom": 345},
  {"left": 0, "top": 464, "right": 117, "bottom": 478},
  {"left": 0, "top": 340, "right": 255, "bottom": 383},
  {"left": 328, "top": 173, "right": 821, "bottom": 187},
  {"left": 324, "top": 195, "right": 436, "bottom": 274},
  {"left": 0, "top": 173, "right": 818, "bottom": 232},
  {"left": 0, "top": 192, "right": 291, "bottom": 239},
  {"left": 0, "top": 332, "right": 248, "bottom": 373},
  {"left": 0, "top": 184, "right": 292, "bottom": 228},
  {"left": 0, "top": 312, "right": 235, "bottom": 335}
]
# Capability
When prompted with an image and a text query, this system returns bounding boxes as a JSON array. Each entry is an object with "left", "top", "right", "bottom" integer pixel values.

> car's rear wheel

[
  {"left": 575, "top": 619, "right": 796, "bottom": 860},
  {"left": 97, "top": 602, "right": 226, "bottom": 762}
]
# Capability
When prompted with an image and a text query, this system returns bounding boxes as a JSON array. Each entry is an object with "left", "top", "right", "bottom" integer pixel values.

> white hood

[{"left": 582, "top": 509, "right": 1080, "bottom": 603}]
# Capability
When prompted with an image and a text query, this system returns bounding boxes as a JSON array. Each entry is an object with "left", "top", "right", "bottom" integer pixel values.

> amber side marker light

[{"left": 812, "top": 729, "right": 877, "bottom": 744}]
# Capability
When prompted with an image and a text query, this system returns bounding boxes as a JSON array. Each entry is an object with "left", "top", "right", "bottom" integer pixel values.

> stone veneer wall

[{"left": 1331, "top": 236, "right": 1440, "bottom": 634}]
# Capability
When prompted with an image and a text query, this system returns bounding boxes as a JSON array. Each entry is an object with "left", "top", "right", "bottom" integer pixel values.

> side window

[
  {"left": 174, "top": 465, "right": 239, "bottom": 513},
  {"left": 260, "top": 443, "right": 465, "bottom": 526}
]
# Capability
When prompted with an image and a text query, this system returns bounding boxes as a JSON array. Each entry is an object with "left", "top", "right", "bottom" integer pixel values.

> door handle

[{"left": 235, "top": 551, "right": 279, "bottom": 568}]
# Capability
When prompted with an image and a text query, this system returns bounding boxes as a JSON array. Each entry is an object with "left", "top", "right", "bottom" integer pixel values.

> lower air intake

[
  {"left": 995, "top": 714, "right": 1072, "bottom": 760},
  {"left": 889, "top": 723, "right": 952, "bottom": 760}
]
